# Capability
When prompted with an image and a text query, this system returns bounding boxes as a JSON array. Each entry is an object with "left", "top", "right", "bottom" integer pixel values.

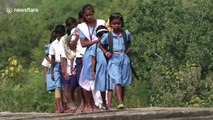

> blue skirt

[
  {"left": 46, "top": 63, "right": 63, "bottom": 91},
  {"left": 107, "top": 53, "right": 132, "bottom": 90},
  {"left": 94, "top": 48, "right": 107, "bottom": 91}
]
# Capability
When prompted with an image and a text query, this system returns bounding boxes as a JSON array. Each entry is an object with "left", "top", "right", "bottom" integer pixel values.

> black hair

[
  {"left": 81, "top": 4, "right": 95, "bottom": 22},
  {"left": 109, "top": 13, "right": 124, "bottom": 27},
  {"left": 96, "top": 25, "right": 109, "bottom": 38},
  {"left": 82, "top": 4, "right": 95, "bottom": 15},
  {"left": 78, "top": 11, "right": 83, "bottom": 21},
  {"left": 65, "top": 17, "right": 77, "bottom": 35},
  {"left": 49, "top": 31, "right": 56, "bottom": 43},
  {"left": 54, "top": 24, "right": 65, "bottom": 34},
  {"left": 65, "top": 17, "right": 77, "bottom": 27}
]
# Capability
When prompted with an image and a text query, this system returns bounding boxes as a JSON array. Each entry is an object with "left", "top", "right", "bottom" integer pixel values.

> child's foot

[
  {"left": 106, "top": 107, "right": 115, "bottom": 111},
  {"left": 93, "top": 107, "right": 100, "bottom": 112},
  {"left": 82, "top": 107, "right": 93, "bottom": 113},
  {"left": 100, "top": 103, "right": 106, "bottom": 111},
  {"left": 63, "top": 108, "right": 69, "bottom": 113},
  {"left": 117, "top": 104, "right": 125, "bottom": 109},
  {"left": 99, "top": 105, "right": 106, "bottom": 111},
  {"left": 75, "top": 108, "right": 83, "bottom": 113},
  {"left": 55, "top": 109, "right": 63, "bottom": 113},
  {"left": 69, "top": 105, "right": 77, "bottom": 112}
]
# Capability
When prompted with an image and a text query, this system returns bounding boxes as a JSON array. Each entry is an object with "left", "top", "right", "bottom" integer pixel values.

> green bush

[{"left": 126, "top": 0, "right": 213, "bottom": 107}]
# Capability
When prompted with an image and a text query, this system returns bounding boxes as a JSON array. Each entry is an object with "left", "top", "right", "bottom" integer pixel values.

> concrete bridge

[{"left": 0, "top": 108, "right": 213, "bottom": 120}]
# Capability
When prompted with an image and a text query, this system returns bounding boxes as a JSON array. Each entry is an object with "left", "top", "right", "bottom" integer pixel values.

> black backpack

[{"left": 108, "top": 30, "right": 130, "bottom": 53}]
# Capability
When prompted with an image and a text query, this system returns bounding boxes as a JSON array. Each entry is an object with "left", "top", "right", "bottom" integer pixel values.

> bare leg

[
  {"left": 75, "top": 87, "right": 85, "bottom": 113},
  {"left": 107, "top": 90, "right": 113, "bottom": 110},
  {"left": 70, "top": 88, "right": 77, "bottom": 111},
  {"left": 121, "top": 87, "right": 125, "bottom": 102},
  {"left": 115, "top": 84, "right": 125, "bottom": 109},
  {"left": 55, "top": 88, "right": 63, "bottom": 113},
  {"left": 100, "top": 91, "right": 106, "bottom": 109},
  {"left": 115, "top": 84, "right": 123, "bottom": 105},
  {"left": 82, "top": 89, "right": 93, "bottom": 112},
  {"left": 64, "top": 86, "right": 71, "bottom": 107},
  {"left": 74, "top": 87, "right": 81, "bottom": 108}
]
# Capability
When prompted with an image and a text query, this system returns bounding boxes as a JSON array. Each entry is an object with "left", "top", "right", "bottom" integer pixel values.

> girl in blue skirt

[{"left": 101, "top": 13, "right": 132, "bottom": 110}]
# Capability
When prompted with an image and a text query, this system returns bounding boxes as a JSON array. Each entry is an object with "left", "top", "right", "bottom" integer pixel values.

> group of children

[{"left": 41, "top": 4, "right": 132, "bottom": 113}]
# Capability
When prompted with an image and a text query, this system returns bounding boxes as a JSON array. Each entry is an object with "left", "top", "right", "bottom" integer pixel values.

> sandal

[{"left": 117, "top": 104, "right": 125, "bottom": 109}]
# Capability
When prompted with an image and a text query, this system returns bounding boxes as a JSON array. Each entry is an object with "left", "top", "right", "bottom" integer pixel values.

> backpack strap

[
  {"left": 108, "top": 30, "right": 130, "bottom": 53},
  {"left": 121, "top": 30, "right": 129, "bottom": 52},
  {"left": 108, "top": 32, "right": 113, "bottom": 53}
]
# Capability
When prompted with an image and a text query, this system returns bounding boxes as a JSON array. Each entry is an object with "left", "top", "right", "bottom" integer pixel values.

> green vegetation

[{"left": 0, "top": 0, "right": 212, "bottom": 112}]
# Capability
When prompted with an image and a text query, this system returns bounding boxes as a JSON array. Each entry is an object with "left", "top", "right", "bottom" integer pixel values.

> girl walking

[
  {"left": 77, "top": 4, "right": 105, "bottom": 112},
  {"left": 100, "top": 13, "right": 132, "bottom": 109},
  {"left": 94, "top": 25, "right": 109, "bottom": 109}
]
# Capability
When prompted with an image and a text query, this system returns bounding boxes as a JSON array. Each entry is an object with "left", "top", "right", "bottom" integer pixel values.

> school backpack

[
  {"left": 61, "top": 33, "right": 76, "bottom": 60},
  {"left": 107, "top": 30, "right": 139, "bottom": 79},
  {"left": 107, "top": 30, "right": 130, "bottom": 53}
]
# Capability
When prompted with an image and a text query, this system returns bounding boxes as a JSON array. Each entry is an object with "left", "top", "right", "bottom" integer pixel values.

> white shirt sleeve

[
  {"left": 49, "top": 42, "right": 55, "bottom": 55},
  {"left": 59, "top": 40, "right": 67, "bottom": 58},
  {"left": 41, "top": 58, "right": 49, "bottom": 67},
  {"left": 70, "top": 28, "right": 76, "bottom": 42},
  {"left": 80, "top": 47, "right": 86, "bottom": 55}
]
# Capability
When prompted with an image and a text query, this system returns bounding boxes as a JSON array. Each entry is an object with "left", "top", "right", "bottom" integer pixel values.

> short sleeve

[
  {"left": 88, "top": 44, "right": 97, "bottom": 56},
  {"left": 70, "top": 28, "right": 77, "bottom": 42},
  {"left": 101, "top": 33, "right": 108, "bottom": 45},
  {"left": 80, "top": 47, "right": 86, "bottom": 55},
  {"left": 49, "top": 42, "right": 55, "bottom": 55},
  {"left": 41, "top": 58, "right": 49, "bottom": 67},
  {"left": 59, "top": 42, "right": 66, "bottom": 58},
  {"left": 125, "top": 30, "right": 131, "bottom": 41},
  {"left": 78, "top": 29, "right": 86, "bottom": 39},
  {"left": 45, "top": 44, "right": 50, "bottom": 55}
]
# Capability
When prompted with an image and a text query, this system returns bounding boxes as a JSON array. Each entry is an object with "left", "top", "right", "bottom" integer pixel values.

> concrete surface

[{"left": 0, "top": 108, "right": 213, "bottom": 120}]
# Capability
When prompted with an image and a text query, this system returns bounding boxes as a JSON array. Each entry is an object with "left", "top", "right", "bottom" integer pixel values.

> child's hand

[
  {"left": 126, "top": 48, "right": 131, "bottom": 54},
  {"left": 97, "top": 36, "right": 101, "bottom": 42},
  {"left": 63, "top": 72, "right": 69, "bottom": 80},
  {"left": 51, "top": 73, "right": 55, "bottom": 81},
  {"left": 92, "top": 72, "right": 95, "bottom": 80},
  {"left": 71, "top": 67, "right": 75, "bottom": 75},
  {"left": 105, "top": 52, "right": 112, "bottom": 58}
]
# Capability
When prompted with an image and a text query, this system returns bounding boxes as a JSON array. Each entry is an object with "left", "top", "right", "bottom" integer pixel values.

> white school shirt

[
  {"left": 41, "top": 58, "right": 49, "bottom": 67},
  {"left": 41, "top": 55, "right": 51, "bottom": 68},
  {"left": 60, "top": 34, "right": 76, "bottom": 75},
  {"left": 49, "top": 39, "right": 65, "bottom": 62},
  {"left": 71, "top": 27, "right": 86, "bottom": 57}
]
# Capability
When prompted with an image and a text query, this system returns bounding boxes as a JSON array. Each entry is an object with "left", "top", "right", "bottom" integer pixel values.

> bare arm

[
  {"left": 70, "top": 59, "right": 75, "bottom": 74},
  {"left": 125, "top": 41, "right": 131, "bottom": 54},
  {"left": 61, "top": 57, "right": 69, "bottom": 80},
  {"left": 51, "top": 55, "right": 55, "bottom": 81},
  {"left": 98, "top": 42, "right": 107, "bottom": 54},
  {"left": 80, "top": 38, "right": 99, "bottom": 47},
  {"left": 45, "top": 55, "right": 51, "bottom": 63},
  {"left": 69, "top": 34, "right": 79, "bottom": 49},
  {"left": 43, "top": 66, "right": 47, "bottom": 82},
  {"left": 91, "top": 56, "right": 96, "bottom": 80},
  {"left": 61, "top": 57, "right": 67, "bottom": 75},
  {"left": 99, "top": 43, "right": 112, "bottom": 59}
]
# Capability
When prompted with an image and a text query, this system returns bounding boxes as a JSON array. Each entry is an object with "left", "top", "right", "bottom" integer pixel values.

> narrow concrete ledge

[{"left": 0, "top": 108, "right": 213, "bottom": 120}]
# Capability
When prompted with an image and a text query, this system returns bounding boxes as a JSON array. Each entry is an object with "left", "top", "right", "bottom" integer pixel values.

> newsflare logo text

[{"left": 5, "top": 7, "right": 39, "bottom": 14}]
